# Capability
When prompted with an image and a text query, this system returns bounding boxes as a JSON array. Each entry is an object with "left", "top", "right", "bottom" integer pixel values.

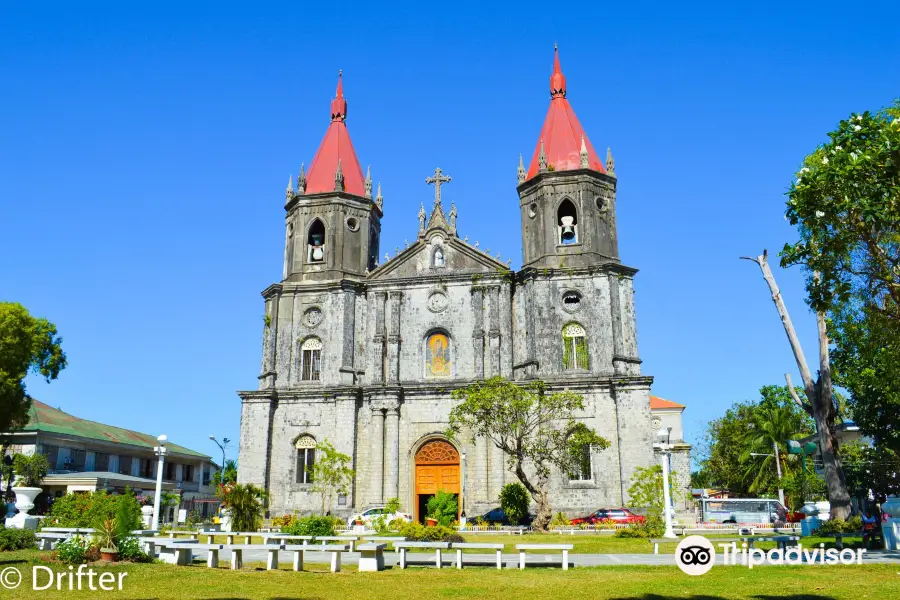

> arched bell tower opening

[
  {"left": 557, "top": 199, "right": 578, "bottom": 245},
  {"left": 411, "top": 437, "right": 460, "bottom": 523}
]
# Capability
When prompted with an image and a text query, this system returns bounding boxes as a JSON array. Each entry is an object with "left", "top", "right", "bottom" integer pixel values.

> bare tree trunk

[{"left": 742, "top": 250, "right": 851, "bottom": 519}]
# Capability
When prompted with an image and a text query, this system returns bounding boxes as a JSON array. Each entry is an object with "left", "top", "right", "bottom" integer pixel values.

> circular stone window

[
  {"left": 562, "top": 291, "right": 583, "bottom": 312},
  {"left": 303, "top": 307, "right": 323, "bottom": 328},
  {"left": 528, "top": 203, "right": 538, "bottom": 219},
  {"left": 652, "top": 417, "right": 662, "bottom": 430},
  {"left": 346, "top": 217, "right": 359, "bottom": 232}
]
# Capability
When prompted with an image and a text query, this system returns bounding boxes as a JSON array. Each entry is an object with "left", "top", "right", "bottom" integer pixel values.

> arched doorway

[{"left": 413, "top": 439, "right": 460, "bottom": 523}]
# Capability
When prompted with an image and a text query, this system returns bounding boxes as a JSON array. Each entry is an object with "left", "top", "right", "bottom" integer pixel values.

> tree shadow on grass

[{"left": 0, "top": 558, "right": 27, "bottom": 566}]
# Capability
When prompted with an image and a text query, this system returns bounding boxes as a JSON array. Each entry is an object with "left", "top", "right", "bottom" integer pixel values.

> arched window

[
  {"left": 295, "top": 435, "right": 316, "bottom": 484},
  {"left": 433, "top": 247, "right": 445, "bottom": 268},
  {"left": 300, "top": 337, "right": 322, "bottom": 381},
  {"left": 307, "top": 219, "right": 325, "bottom": 263},
  {"left": 568, "top": 443, "right": 593, "bottom": 482},
  {"left": 562, "top": 323, "right": 588, "bottom": 370},
  {"left": 425, "top": 332, "right": 451, "bottom": 377},
  {"left": 557, "top": 199, "right": 578, "bottom": 245}
]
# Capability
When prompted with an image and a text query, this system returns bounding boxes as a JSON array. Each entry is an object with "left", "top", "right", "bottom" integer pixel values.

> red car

[{"left": 570, "top": 508, "right": 646, "bottom": 525}]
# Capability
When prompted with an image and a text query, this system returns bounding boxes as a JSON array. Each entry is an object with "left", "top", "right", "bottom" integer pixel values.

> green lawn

[{"left": 0, "top": 549, "right": 895, "bottom": 599}]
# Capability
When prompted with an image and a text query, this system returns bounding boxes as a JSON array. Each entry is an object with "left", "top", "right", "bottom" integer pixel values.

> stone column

[
  {"left": 387, "top": 292, "right": 403, "bottom": 382},
  {"left": 259, "top": 295, "right": 279, "bottom": 389},
  {"left": 608, "top": 273, "right": 626, "bottom": 375},
  {"left": 373, "top": 291, "right": 387, "bottom": 383},
  {"left": 471, "top": 288, "right": 485, "bottom": 378},
  {"left": 488, "top": 286, "right": 501, "bottom": 376},
  {"left": 490, "top": 443, "right": 505, "bottom": 499},
  {"left": 370, "top": 407, "right": 385, "bottom": 504},
  {"left": 384, "top": 407, "right": 400, "bottom": 501}
]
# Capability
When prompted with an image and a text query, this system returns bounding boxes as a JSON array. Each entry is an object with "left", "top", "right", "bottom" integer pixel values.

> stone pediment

[{"left": 368, "top": 231, "right": 509, "bottom": 281}]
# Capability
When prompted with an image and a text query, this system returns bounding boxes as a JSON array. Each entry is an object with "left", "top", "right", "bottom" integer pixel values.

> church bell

[{"left": 560, "top": 216, "right": 576, "bottom": 241}]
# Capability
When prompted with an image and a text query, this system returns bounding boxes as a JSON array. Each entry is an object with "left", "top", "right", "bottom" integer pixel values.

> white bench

[
  {"left": 282, "top": 543, "right": 349, "bottom": 573},
  {"left": 394, "top": 541, "right": 451, "bottom": 569},
  {"left": 263, "top": 534, "right": 315, "bottom": 545},
  {"left": 314, "top": 535, "right": 359, "bottom": 551},
  {"left": 451, "top": 543, "right": 505, "bottom": 569},
  {"left": 515, "top": 544, "right": 573, "bottom": 570},
  {"left": 35, "top": 532, "right": 70, "bottom": 550},
  {"left": 40, "top": 527, "right": 95, "bottom": 534},
  {"left": 363, "top": 536, "right": 406, "bottom": 552},
  {"left": 357, "top": 543, "right": 387, "bottom": 572},
  {"left": 154, "top": 540, "right": 198, "bottom": 566}
]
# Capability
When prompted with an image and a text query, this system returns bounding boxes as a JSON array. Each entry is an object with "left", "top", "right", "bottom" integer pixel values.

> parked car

[
  {"left": 475, "top": 507, "right": 534, "bottom": 526},
  {"left": 347, "top": 506, "right": 412, "bottom": 528},
  {"left": 569, "top": 507, "right": 646, "bottom": 525}
]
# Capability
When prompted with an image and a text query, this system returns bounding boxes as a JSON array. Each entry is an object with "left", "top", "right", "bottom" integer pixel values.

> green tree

[
  {"left": 225, "top": 484, "right": 266, "bottom": 531},
  {"left": 739, "top": 404, "right": 800, "bottom": 497},
  {"left": 776, "top": 101, "right": 900, "bottom": 517},
  {"left": 309, "top": 439, "right": 354, "bottom": 515},
  {"left": 0, "top": 302, "right": 67, "bottom": 433},
  {"left": 448, "top": 377, "right": 609, "bottom": 530},
  {"left": 499, "top": 482, "right": 529, "bottom": 525},
  {"left": 212, "top": 460, "right": 237, "bottom": 486}
]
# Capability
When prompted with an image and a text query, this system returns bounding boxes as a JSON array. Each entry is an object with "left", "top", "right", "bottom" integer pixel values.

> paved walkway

[{"left": 200, "top": 548, "right": 900, "bottom": 568}]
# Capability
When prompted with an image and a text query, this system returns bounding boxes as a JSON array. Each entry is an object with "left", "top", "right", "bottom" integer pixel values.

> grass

[{"left": 0, "top": 549, "right": 895, "bottom": 599}]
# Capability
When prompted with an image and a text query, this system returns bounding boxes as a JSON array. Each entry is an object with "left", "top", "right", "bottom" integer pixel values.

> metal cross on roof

[{"left": 425, "top": 167, "right": 451, "bottom": 205}]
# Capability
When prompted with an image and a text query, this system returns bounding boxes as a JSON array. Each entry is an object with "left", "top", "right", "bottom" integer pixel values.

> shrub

[
  {"left": 43, "top": 491, "right": 120, "bottom": 529},
  {"left": 0, "top": 527, "right": 36, "bottom": 551},
  {"left": 12, "top": 453, "right": 50, "bottom": 487},
  {"left": 818, "top": 517, "right": 864, "bottom": 535},
  {"left": 282, "top": 515, "right": 335, "bottom": 537},
  {"left": 116, "top": 536, "right": 151, "bottom": 563},
  {"left": 425, "top": 490, "right": 458, "bottom": 526},
  {"left": 550, "top": 512, "right": 570, "bottom": 527},
  {"left": 499, "top": 483, "right": 530, "bottom": 525},
  {"left": 271, "top": 514, "right": 297, "bottom": 530},
  {"left": 615, "top": 516, "right": 664, "bottom": 539},
  {"left": 55, "top": 535, "right": 89, "bottom": 564},
  {"left": 225, "top": 484, "right": 266, "bottom": 532},
  {"left": 399, "top": 522, "right": 462, "bottom": 543}
]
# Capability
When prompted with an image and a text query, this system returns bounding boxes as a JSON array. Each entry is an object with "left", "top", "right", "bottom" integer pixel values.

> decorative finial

[
  {"left": 475, "top": 241, "right": 479, "bottom": 248},
  {"left": 418, "top": 203, "right": 426, "bottom": 232},
  {"left": 375, "top": 182, "right": 383, "bottom": 209},
  {"left": 506, "top": 258, "right": 511, "bottom": 266},
  {"left": 606, "top": 147, "right": 616, "bottom": 177},
  {"left": 285, "top": 174, "right": 294, "bottom": 201},
  {"left": 404, "top": 239, "right": 409, "bottom": 248},
  {"left": 538, "top": 139, "right": 547, "bottom": 172},
  {"left": 449, "top": 202, "right": 457, "bottom": 233},
  {"left": 384, "top": 252, "right": 390, "bottom": 262},
  {"left": 517, "top": 154, "right": 526, "bottom": 183},
  {"left": 297, "top": 162, "right": 306, "bottom": 194},
  {"left": 365, "top": 267, "right": 370, "bottom": 274},
  {"left": 580, "top": 136, "right": 589, "bottom": 169},
  {"left": 464, "top": 235, "right": 469, "bottom": 242},
  {"left": 486, "top": 247, "right": 491, "bottom": 254},
  {"left": 394, "top": 247, "right": 399, "bottom": 256},
  {"left": 496, "top": 251, "right": 501, "bottom": 259},
  {"left": 334, "top": 158, "right": 345, "bottom": 191},
  {"left": 554, "top": 42, "right": 558, "bottom": 51},
  {"left": 365, "top": 165, "right": 373, "bottom": 199}
]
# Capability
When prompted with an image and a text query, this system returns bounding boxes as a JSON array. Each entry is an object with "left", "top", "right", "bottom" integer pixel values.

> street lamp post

[
  {"left": 653, "top": 427, "right": 677, "bottom": 539},
  {"left": 152, "top": 435, "right": 168, "bottom": 531},
  {"left": 209, "top": 436, "right": 230, "bottom": 474}
]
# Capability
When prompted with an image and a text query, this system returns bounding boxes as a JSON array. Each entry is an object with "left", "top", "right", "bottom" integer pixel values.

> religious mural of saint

[{"left": 426, "top": 333, "right": 451, "bottom": 377}]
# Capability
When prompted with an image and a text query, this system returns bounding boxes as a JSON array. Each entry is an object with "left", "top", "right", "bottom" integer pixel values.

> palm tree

[{"left": 739, "top": 405, "right": 799, "bottom": 496}]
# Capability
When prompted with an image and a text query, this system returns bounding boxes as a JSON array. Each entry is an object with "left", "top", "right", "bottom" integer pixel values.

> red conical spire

[
  {"left": 305, "top": 71, "right": 365, "bottom": 195},
  {"left": 525, "top": 45, "right": 604, "bottom": 180}
]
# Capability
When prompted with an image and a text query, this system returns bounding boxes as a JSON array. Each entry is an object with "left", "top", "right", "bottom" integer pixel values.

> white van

[{"left": 700, "top": 498, "right": 787, "bottom": 524}]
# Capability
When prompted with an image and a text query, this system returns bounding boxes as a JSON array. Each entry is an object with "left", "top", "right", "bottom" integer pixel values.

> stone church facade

[{"left": 238, "top": 47, "right": 691, "bottom": 519}]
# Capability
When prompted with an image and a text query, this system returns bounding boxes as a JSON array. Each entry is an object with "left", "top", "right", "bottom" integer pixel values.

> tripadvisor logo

[
  {"left": 675, "top": 535, "right": 868, "bottom": 575},
  {"left": 675, "top": 536, "right": 715, "bottom": 576}
]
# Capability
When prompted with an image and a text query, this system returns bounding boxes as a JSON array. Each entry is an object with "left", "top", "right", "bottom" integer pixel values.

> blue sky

[{"left": 2, "top": 2, "right": 898, "bottom": 468}]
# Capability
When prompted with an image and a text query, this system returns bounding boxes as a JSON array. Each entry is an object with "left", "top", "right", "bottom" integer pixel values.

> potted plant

[
  {"left": 7, "top": 453, "right": 49, "bottom": 529},
  {"left": 138, "top": 495, "right": 155, "bottom": 527},
  {"left": 95, "top": 518, "right": 119, "bottom": 561}
]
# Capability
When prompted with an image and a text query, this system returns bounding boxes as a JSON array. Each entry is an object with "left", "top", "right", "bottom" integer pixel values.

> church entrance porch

[{"left": 413, "top": 439, "right": 460, "bottom": 523}]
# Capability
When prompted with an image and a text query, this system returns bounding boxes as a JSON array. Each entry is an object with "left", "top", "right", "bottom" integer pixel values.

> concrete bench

[
  {"left": 263, "top": 534, "right": 315, "bottom": 545},
  {"left": 282, "top": 543, "right": 349, "bottom": 573},
  {"left": 225, "top": 544, "right": 286, "bottom": 570},
  {"left": 363, "top": 536, "right": 406, "bottom": 552},
  {"left": 35, "top": 532, "right": 70, "bottom": 550},
  {"left": 357, "top": 543, "right": 387, "bottom": 571},
  {"left": 166, "top": 530, "right": 197, "bottom": 539},
  {"left": 40, "top": 527, "right": 95, "bottom": 534},
  {"left": 451, "top": 543, "right": 505, "bottom": 569},
  {"left": 741, "top": 535, "right": 799, "bottom": 550},
  {"left": 395, "top": 541, "right": 451, "bottom": 569},
  {"left": 314, "top": 535, "right": 359, "bottom": 551},
  {"left": 515, "top": 544, "right": 573, "bottom": 570}
]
